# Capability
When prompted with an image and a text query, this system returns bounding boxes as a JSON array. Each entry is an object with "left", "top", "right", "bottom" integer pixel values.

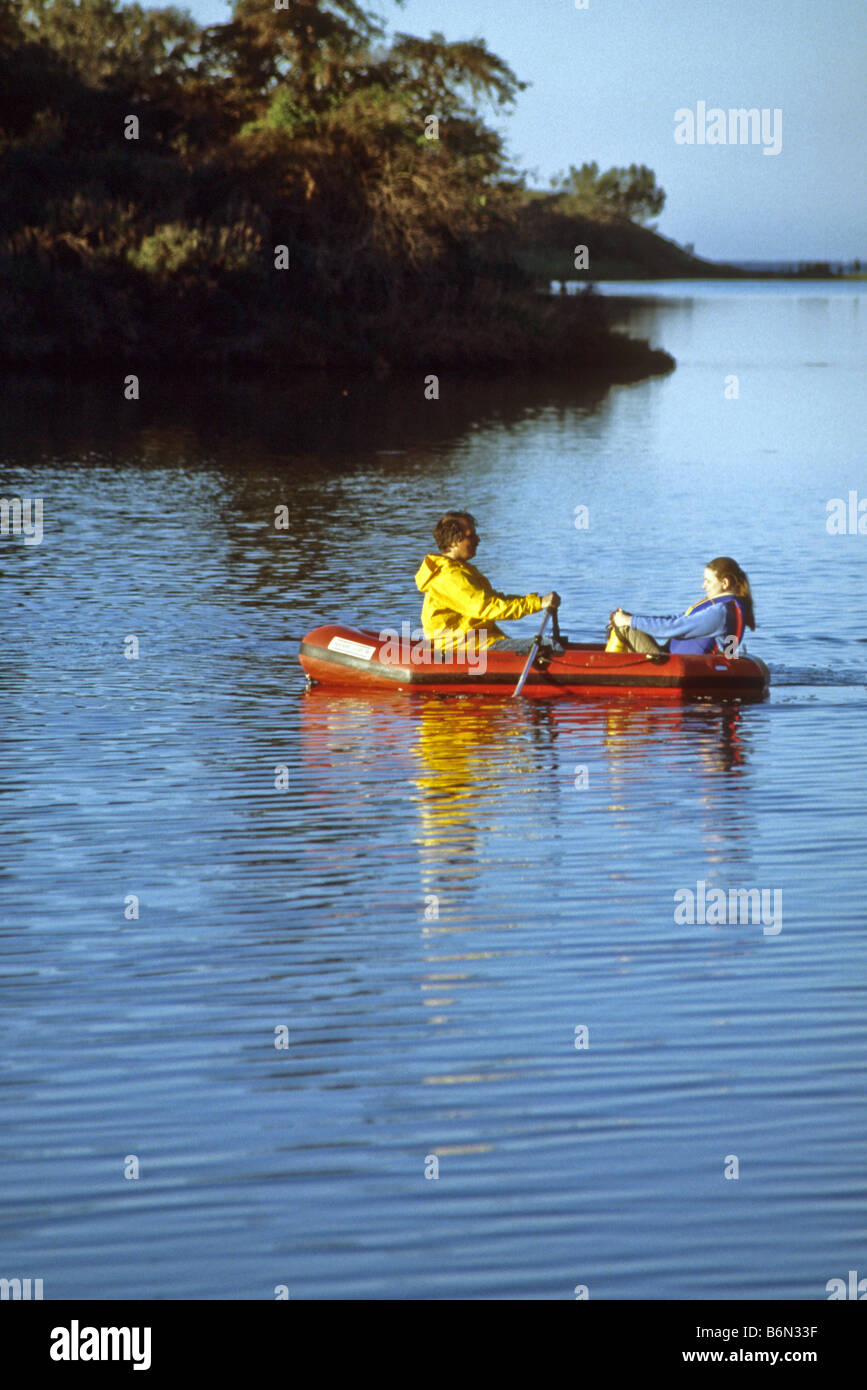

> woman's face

[{"left": 702, "top": 566, "right": 730, "bottom": 599}]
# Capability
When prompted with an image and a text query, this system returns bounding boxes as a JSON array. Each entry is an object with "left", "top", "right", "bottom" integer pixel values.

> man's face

[{"left": 452, "top": 521, "right": 479, "bottom": 561}]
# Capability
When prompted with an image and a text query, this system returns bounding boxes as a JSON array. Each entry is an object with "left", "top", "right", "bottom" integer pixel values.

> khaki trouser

[
  {"left": 624, "top": 626, "right": 666, "bottom": 654},
  {"left": 608, "top": 624, "right": 666, "bottom": 654}
]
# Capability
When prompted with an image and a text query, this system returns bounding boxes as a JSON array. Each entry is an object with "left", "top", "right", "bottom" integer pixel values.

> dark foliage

[{"left": 0, "top": 0, "right": 672, "bottom": 374}]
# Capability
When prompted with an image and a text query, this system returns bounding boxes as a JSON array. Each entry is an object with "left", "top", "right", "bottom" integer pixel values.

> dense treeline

[{"left": 0, "top": 0, "right": 673, "bottom": 373}]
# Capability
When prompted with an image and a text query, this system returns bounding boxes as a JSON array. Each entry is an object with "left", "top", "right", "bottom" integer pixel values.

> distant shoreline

[
  {"left": 552, "top": 265, "right": 867, "bottom": 283},
  {"left": 513, "top": 197, "right": 863, "bottom": 284}
]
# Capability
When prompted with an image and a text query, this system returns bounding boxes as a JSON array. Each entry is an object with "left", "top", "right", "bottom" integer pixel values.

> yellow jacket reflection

[{"left": 414, "top": 700, "right": 530, "bottom": 878}]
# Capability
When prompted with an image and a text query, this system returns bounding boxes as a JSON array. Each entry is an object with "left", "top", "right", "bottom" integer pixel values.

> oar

[{"left": 512, "top": 608, "right": 551, "bottom": 698}]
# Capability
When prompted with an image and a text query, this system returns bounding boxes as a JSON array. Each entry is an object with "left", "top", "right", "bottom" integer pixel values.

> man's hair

[{"left": 434, "top": 511, "right": 476, "bottom": 553}]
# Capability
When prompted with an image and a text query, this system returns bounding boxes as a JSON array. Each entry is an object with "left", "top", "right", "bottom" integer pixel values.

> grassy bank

[{"left": 513, "top": 194, "right": 742, "bottom": 282}]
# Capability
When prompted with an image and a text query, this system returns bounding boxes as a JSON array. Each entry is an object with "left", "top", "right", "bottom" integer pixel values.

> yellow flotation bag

[{"left": 605, "top": 623, "right": 629, "bottom": 654}]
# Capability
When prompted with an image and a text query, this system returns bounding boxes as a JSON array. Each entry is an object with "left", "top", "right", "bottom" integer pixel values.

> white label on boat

[{"left": 328, "top": 636, "right": 377, "bottom": 661}]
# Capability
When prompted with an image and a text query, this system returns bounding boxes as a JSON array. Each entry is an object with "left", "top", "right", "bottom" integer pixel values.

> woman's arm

[{"left": 628, "top": 605, "right": 727, "bottom": 643}]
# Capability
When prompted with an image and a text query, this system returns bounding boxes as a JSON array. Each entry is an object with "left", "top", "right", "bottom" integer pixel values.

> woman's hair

[
  {"left": 707, "top": 556, "right": 756, "bottom": 629},
  {"left": 434, "top": 511, "right": 476, "bottom": 553}
]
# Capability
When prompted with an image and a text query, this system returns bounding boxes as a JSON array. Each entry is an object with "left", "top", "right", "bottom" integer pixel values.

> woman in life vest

[{"left": 606, "top": 557, "right": 755, "bottom": 656}]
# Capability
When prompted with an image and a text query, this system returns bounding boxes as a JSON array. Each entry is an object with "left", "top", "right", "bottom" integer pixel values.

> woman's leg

[{"left": 623, "top": 626, "right": 665, "bottom": 654}]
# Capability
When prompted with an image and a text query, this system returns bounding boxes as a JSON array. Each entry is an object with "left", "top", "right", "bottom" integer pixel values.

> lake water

[{"left": 1, "top": 281, "right": 865, "bottom": 1300}]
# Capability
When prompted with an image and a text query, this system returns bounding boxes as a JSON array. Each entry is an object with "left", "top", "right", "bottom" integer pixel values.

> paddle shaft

[{"left": 512, "top": 608, "right": 551, "bottom": 698}]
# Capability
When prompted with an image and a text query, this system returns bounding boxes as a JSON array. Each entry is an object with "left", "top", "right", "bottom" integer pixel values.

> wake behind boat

[{"left": 298, "top": 623, "right": 770, "bottom": 700}]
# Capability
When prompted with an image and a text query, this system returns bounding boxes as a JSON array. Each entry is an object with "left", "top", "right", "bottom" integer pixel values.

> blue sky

[{"left": 179, "top": 0, "right": 865, "bottom": 261}]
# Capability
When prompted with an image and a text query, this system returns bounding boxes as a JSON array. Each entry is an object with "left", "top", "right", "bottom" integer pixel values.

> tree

[
  {"left": 554, "top": 160, "right": 665, "bottom": 224},
  {"left": 595, "top": 163, "right": 665, "bottom": 223},
  {"left": 200, "top": 0, "right": 389, "bottom": 121},
  {"left": 18, "top": 0, "right": 199, "bottom": 93},
  {"left": 556, "top": 160, "right": 599, "bottom": 202},
  {"left": 386, "top": 30, "right": 524, "bottom": 116}
]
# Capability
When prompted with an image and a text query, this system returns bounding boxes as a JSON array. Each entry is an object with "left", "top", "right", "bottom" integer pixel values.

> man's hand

[
  {"left": 542, "top": 591, "right": 561, "bottom": 610},
  {"left": 610, "top": 608, "right": 631, "bottom": 628}
]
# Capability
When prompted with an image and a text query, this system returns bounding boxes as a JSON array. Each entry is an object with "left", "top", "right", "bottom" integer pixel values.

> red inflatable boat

[{"left": 298, "top": 624, "right": 770, "bottom": 701}]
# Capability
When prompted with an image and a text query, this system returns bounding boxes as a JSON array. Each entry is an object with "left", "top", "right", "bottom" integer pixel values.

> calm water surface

[{"left": 1, "top": 282, "right": 865, "bottom": 1299}]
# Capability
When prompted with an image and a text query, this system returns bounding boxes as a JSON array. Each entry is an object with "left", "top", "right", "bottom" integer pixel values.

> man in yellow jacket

[{"left": 415, "top": 511, "right": 560, "bottom": 650}]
